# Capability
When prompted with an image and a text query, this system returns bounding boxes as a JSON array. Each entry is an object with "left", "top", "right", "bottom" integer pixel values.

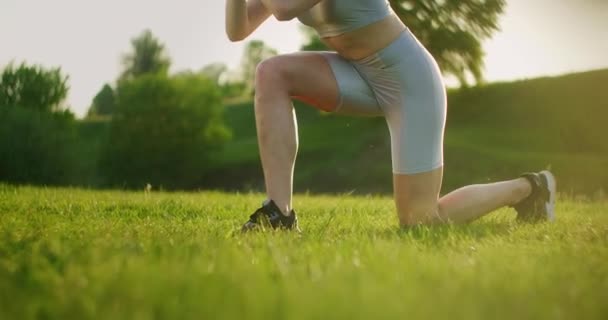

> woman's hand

[
  {"left": 225, "top": 0, "right": 271, "bottom": 42},
  {"left": 259, "top": 0, "right": 323, "bottom": 21},
  {"left": 225, "top": 0, "right": 323, "bottom": 41}
]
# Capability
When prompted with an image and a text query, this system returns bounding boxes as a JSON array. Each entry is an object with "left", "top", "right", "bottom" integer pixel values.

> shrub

[
  {"left": 0, "top": 107, "right": 79, "bottom": 185},
  {"left": 0, "top": 62, "right": 78, "bottom": 185},
  {"left": 100, "top": 73, "right": 230, "bottom": 189}
]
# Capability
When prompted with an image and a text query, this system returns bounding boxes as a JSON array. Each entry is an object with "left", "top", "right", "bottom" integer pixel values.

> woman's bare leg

[
  {"left": 254, "top": 53, "right": 340, "bottom": 215},
  {"left": 438, "top": 178, "right": 532, "bottom": 223},
  {"left": 394, "top": 168, "right": 532, "bottom": 225},
  {"left": 254, "top": 51, "right": 535, "bottom": 224}
]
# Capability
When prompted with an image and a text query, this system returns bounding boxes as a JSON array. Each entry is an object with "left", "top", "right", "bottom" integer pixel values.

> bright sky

[{"left": 1, "top": 0, "right": 607, "bottom": 118}]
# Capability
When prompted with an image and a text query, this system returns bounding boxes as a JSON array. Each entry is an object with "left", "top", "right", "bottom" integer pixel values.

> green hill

[{"left": 203, "top": 69, "right": 608, "bottom": 195}]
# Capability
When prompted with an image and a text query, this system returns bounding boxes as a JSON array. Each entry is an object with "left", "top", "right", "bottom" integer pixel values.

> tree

[
  {"left": 200, "top": 62, "right": 228, "bottom": 84},
  {"left": 240, "top": 40, "right": 278, "bottom": 96},
  {"left": 87, "top": 83, "right": 116, "bottom": 117},
  {"left": 391, "top": 0, "right": 505, "bottom": 85},
  {"left": 301, "top": 0, "right": 506, "bottom": 86},
  {"left": 100, "top": 73, "right": 231, "bottom": 189},
  {"left": 0, "top": 62, "right": 69, "bottom": 111},
  {"left": 0, "top": 62, "right": 78, "bottom": 185},
  {"left": 120, "top": 29, "right": 171, "bottom": 81},
  {"left": 300, "top": 26, "right": 328, "bottom": 52}
]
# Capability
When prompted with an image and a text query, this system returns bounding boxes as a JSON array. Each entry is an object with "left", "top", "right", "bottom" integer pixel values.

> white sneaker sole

[{"left": 540, "top": 170, "right": 556, "bottom": 222}]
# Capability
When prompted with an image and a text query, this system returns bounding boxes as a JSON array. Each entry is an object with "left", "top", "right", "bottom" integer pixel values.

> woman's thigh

[{"left": 256, "top": 52, "right": 381, "bottom": 115}]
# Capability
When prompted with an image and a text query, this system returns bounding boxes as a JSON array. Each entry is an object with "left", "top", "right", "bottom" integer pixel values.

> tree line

[{"left": 0, "top": 29, "right": 282, "bottom": 189}]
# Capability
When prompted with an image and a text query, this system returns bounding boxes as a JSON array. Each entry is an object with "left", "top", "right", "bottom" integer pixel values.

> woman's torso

[{"left": 297, "top": 0, "right": 407, "bottom": 60}]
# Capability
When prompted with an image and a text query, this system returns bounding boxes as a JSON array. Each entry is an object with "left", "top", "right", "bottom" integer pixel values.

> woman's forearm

[
  {"left": 225, "top": 0, "right": 271, "bottom": 42},
  {"left": 225, "top": 0, "right": 249, "bottom": 41}
]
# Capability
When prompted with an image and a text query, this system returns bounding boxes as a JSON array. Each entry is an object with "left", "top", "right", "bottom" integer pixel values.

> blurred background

[{"left": 1, "top": 0, "right": 607, "bottom": 195}]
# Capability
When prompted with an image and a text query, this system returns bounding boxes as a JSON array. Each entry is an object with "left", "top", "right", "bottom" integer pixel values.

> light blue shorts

[{"left": 321, "top": 29, "right": 447, "bottom": 174}]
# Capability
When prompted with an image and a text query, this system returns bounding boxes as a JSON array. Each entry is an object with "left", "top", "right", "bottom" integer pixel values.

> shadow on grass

[{"left": 368, "top": 220, "right": 516, "bottom": 246}]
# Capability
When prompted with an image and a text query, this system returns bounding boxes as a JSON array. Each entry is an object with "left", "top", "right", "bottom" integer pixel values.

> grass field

[{"left": 1, "top": 184, "right": 607, "bottom": 319}]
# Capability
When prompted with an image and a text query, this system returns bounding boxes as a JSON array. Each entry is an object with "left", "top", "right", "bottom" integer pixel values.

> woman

[{"left": 225, "top": 0, "right": 556, "bottom": 231}]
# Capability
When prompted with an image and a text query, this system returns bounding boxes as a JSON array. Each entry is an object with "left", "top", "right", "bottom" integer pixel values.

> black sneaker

[
  {"left": 512, "top": 170, "right": 556, "bottom": 222},
  {"left": 241, "top": 200, "right": 300, "bottom": 232}
]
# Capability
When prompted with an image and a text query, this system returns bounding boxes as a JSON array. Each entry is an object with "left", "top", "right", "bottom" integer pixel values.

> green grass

[{"left": 1, "top": 184, "right": 607, "bottom": 319}]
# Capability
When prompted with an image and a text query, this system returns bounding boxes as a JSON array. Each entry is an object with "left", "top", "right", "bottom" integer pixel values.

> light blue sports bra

[{"left": 297, "top": 0, "right": 392, "bottom": 38}]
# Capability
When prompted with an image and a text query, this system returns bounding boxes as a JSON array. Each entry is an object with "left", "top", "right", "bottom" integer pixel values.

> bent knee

[
  {"left": 397, "top": 204, "right": 443, "bottom": 226},
  {"left": 255, "top": 56, "right": 291, "bottom": 92}
]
